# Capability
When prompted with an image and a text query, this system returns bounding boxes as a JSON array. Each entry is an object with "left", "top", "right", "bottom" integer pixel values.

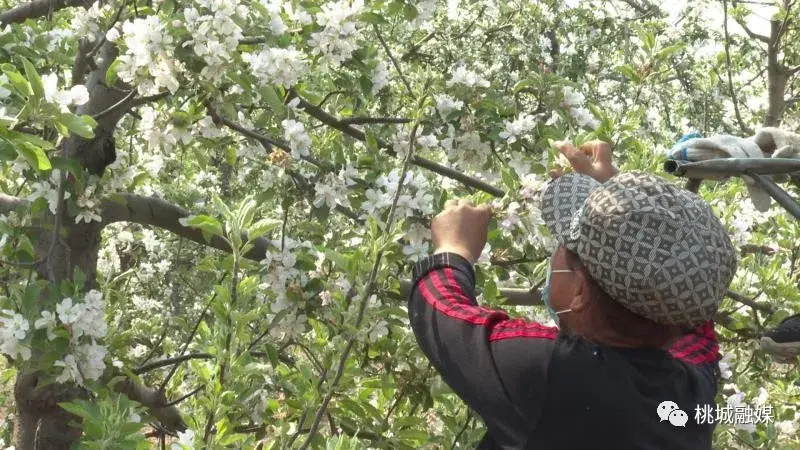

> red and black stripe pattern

[
  {"left": 413, "top": 260, "right": 558, "bottom": 342},
  {"left": 667, "top": 320, "right": 720, "bottom": 366}
]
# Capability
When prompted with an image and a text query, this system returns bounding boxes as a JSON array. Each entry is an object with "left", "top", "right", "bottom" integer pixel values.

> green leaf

[
  {"left": 365, "top": 130, "right": 378, "bottom": 153},
  {"left": 403, "top": 3, "right": 418, "bottom": 20},
  {"left": 6, "top": 129, "right": 54, "bottom": 149},
  {"left": 2, "top": 66, "right": 32, "bottom": 97},
  {"left": 16, "top": 142, "right": 51, "bottom": 170},
  {"left": 262, "top": 86, "right": 286, "bottom": 116},
  {"left": 58, "top": 401, "right": 91, "bottom": 419},
  {"left": 106, "top": 58, "right": 122, "bottom": 87},
  {"left": 388, "top": 0, "right": 404, "bottom": 15},
  {"left": 57, "top": 113, "right": 97, "bottom": 139},
  {"left": 360, "top": 12, "right": 388, "bottom": 24},
  {"left": 181, "top": 215, "right": 223, "bottom": 239},
  {"left": 615, "top": 64, "right": 639, "bottom": 82},
  {"left": 247, "top": 218, "right": 282, "bottom": 241},
  {"left": 21, "top": 57, "right": 44, "bottom": 102}
]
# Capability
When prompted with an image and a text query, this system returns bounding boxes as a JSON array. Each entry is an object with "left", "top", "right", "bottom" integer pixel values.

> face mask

[{"left": 542, "top": 266, "right": 574, "bottom": 327}]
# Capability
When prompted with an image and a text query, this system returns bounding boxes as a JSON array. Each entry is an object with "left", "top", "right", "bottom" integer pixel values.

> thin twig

[
  {"left": 164, "top": 385, "right": 204, "bottom": 407},
  {"left": 158, "top": 273, "right": 228, "bottom": 392},
  {"left": 374, "top": 24, "right": 415, "bottom": 99},
  {"left": 92, "top": 89, "right": 137, "bottom": 120},
  {"left": 725, "top": 290, "right": 777, "bottom": 314},
  {"left": 722, "top": 0, "right": 754, "bottom": 135},
  {"left": 298, "top": 122, "right": 421, "bottom": 449},
  {"left": 340, "top": 117, "right": 412, "bottom": 125},
  {"left": 451, "top": 411, "right": 473, "bottom": 449},
  {"left": 135, "top": 353, "right": 213, "bottom": 375},
  {"left": 285, "top": 90, "right": 506, "bottom": 197}
]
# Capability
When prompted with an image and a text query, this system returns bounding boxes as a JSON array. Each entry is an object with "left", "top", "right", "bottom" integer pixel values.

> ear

[{"left": 568, "top": 269, "right": 593, "bottom": 312}]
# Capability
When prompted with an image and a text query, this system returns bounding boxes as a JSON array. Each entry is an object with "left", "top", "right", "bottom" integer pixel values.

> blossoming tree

[{"left": 0, "top": 0, "right": 798, "bottom": 448}]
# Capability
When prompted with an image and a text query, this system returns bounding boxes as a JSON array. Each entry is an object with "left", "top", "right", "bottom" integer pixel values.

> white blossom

[
  {"left": 54, "top": 354, "right": 82, "bottom": 384},
  {"left": 313, "top": 173, "right": 351, "bottom": 210},
  {"left": 281, "top": 119, "right": 312, "bottom": 158},
  {"left": 368, "top": 320, "right": 388, "bottom": 342},
  {"left": 117, "top": 16, "right": 182, "bottom": 95},
  {"left": 172, "top": 429, "right": 195, "bottom": 450},
  {"left": 182, "top": 0, "right": 245, "bottom": 82},
  {"left": 244, "top": 47, "right": 308, "bottom": 88},
  {"left": 55, "top": 290, "right": 107, "bottom": 341},
  {"left": 34, "top": 311, "right": 57, "bottom": 341},
  {"left": 417, "top": 134, "right": 439, "bottom": 149},
  {"left": 0, "top": 310, "right": 31, "bottom": 361},
  {"left": 371, "top": 61, "right": 390, "bottom": 95},
  {"left": 0, "top": 74, "right": 10, "bottom": 99},
  {"left": 446, "top": 65, "right": 490, "bottom": 88},
  {"left": 42, "top": 74, "right": 89, "bottom": 112},
  {"left": 309, "top": 0, "right": 365, "bottom": 66},
  {"left": 434, "top": 93, "right": 464, "bottom": 117},
  {"left": 499, "top": 113, "right": 537, "bottom": 143}
]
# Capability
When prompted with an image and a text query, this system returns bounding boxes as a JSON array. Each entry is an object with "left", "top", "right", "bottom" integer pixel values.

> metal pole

[
  {"left": 745, "top": 171, "right": 800, "bottom": 221},
  {"left": 685, "top": 179, "right": 703, "bottom": 193},
  {"left": 664, "top": 158, "right": 800, "bottom": 178}
]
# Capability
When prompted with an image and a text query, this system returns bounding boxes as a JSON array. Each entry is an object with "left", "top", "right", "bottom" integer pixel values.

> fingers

[
  {"left": 555, "top": 140, "right": 592, "bottom": 173},
  {"left": 579, "top": 140, "right": 613, "bottom": 163},
  {"left": 442, "top": 198, "right": 491, "bottom": 217}
]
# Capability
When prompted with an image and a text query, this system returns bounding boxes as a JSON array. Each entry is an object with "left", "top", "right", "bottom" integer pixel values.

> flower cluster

[
  {"left": 371, "top": 61, "right": 390, "bottom": 95},
  {"left": 27, "top": 170, "right": 70, "bottom": 215},
  {"left": 441, "top": 127, "right": 492, "bottom": 170},
  {"left": 499, "top": 113, "right": 538, "bottom": 143},
  {"left": 281, "top": 119, "right": 312, "bottom": 159},
  {"left": 42, "top": 73, "right": 89, "bottom": 113},
  {"left": 446, "top": 65, "right": 490, "bottom": 88},
  {"left": 243, "top": 47, "right": 308, "bottom": 88},
  {"left": 434, "top": 93, "right": 464, "bottom": 117},
  {"left": 43, "top": 290, "right": 109, "bottom": 385},
  {"left": 75, "top": 182, "right": 103, "bottom": 224},
  {"left": 309, "top": 0, "right": 365, "bottom": 66},
  {"left": 562, "top": 86, "right": 599, "bottom": 129},
  {"left": 117, "top": 16, "right": 182, "bottom": 95},
  {"left": 182, "top": 0, "right": 247, "bottom": 82},
  {"left": 0, "top": 309, "right": 31, "bottom": 361}
]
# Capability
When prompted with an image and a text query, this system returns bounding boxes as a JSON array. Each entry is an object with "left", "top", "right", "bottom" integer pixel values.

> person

[{"left": 407, "top": 140, "right": 736, "bottom": 449}]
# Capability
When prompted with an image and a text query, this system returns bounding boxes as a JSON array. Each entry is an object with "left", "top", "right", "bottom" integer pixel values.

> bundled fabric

[{"left": 667, "top": 128, "right": 800, "bottom": 212}]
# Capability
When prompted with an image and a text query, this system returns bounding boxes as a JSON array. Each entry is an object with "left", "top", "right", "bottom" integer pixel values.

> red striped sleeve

[
  {"left": 418, "top": 267, "right": 558, "bottom": 342},
  {"left": 668, "top": 321, "right": 719, "bottom": 366}
]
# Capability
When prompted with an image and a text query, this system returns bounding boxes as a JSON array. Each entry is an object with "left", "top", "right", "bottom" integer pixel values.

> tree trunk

[
  {"left": 765, "top": 20, "right": 789, "bottom": 127},
  {"left": 12, "top": 38, "right": 129, "bottom": 448}
]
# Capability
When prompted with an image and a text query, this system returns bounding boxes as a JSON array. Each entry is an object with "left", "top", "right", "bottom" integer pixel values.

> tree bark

[
  {"left": 13, "top": 39, "right": 133, "bottom": 449},
  {"left": 765, "top": 20, "right": 789, "bottom": 127}
]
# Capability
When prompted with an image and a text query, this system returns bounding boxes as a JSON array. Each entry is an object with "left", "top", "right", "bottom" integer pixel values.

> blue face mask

[{"left": 542, "top": 266, "right": 574, "bottom": 327}]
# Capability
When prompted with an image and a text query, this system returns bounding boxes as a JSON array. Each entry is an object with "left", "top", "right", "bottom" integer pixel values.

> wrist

[{"left": 433, "top": 246, "right": 475, "bottom": 264}]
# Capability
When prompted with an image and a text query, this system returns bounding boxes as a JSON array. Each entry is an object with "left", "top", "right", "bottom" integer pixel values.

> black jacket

[{"left": 409, "top": 252, "right": 719, "bottom": 449}]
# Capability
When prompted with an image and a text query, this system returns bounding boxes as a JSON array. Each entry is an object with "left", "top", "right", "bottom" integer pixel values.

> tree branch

[
  {"left": 129, "top": 92, "right": 170, "bottom": 108},
  {"left": 0, "top": 0, "right": 95, "bottom": 26},
  {"left": 110, "top": 375, "right": 187, "bottom": 433},
  {"left": 100, "top": 194, "right": 271, "bottom": 261},
  {"left": 0, "top": 193, "right": 24, "bottom": 214},
  {"left": 723, "top": 0, "right": 754, "bottom": 135},
  {"left": 374, "top": 24, "right": 415, "bottom": 99},
  {"left": 285, "top": 90, "right": 506, "bottom": 198},
  {"left": 206, "top": 106, "right": 290, "bottom": 152},
  {"left": 732, "top": 15, "right": 770, "bottom": 43},
  {"left": 725, "top": 290, "right": 777, "bottom": 314},
  {"left": 340, "top": 117, "right": 412, "bottom": 125}
]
